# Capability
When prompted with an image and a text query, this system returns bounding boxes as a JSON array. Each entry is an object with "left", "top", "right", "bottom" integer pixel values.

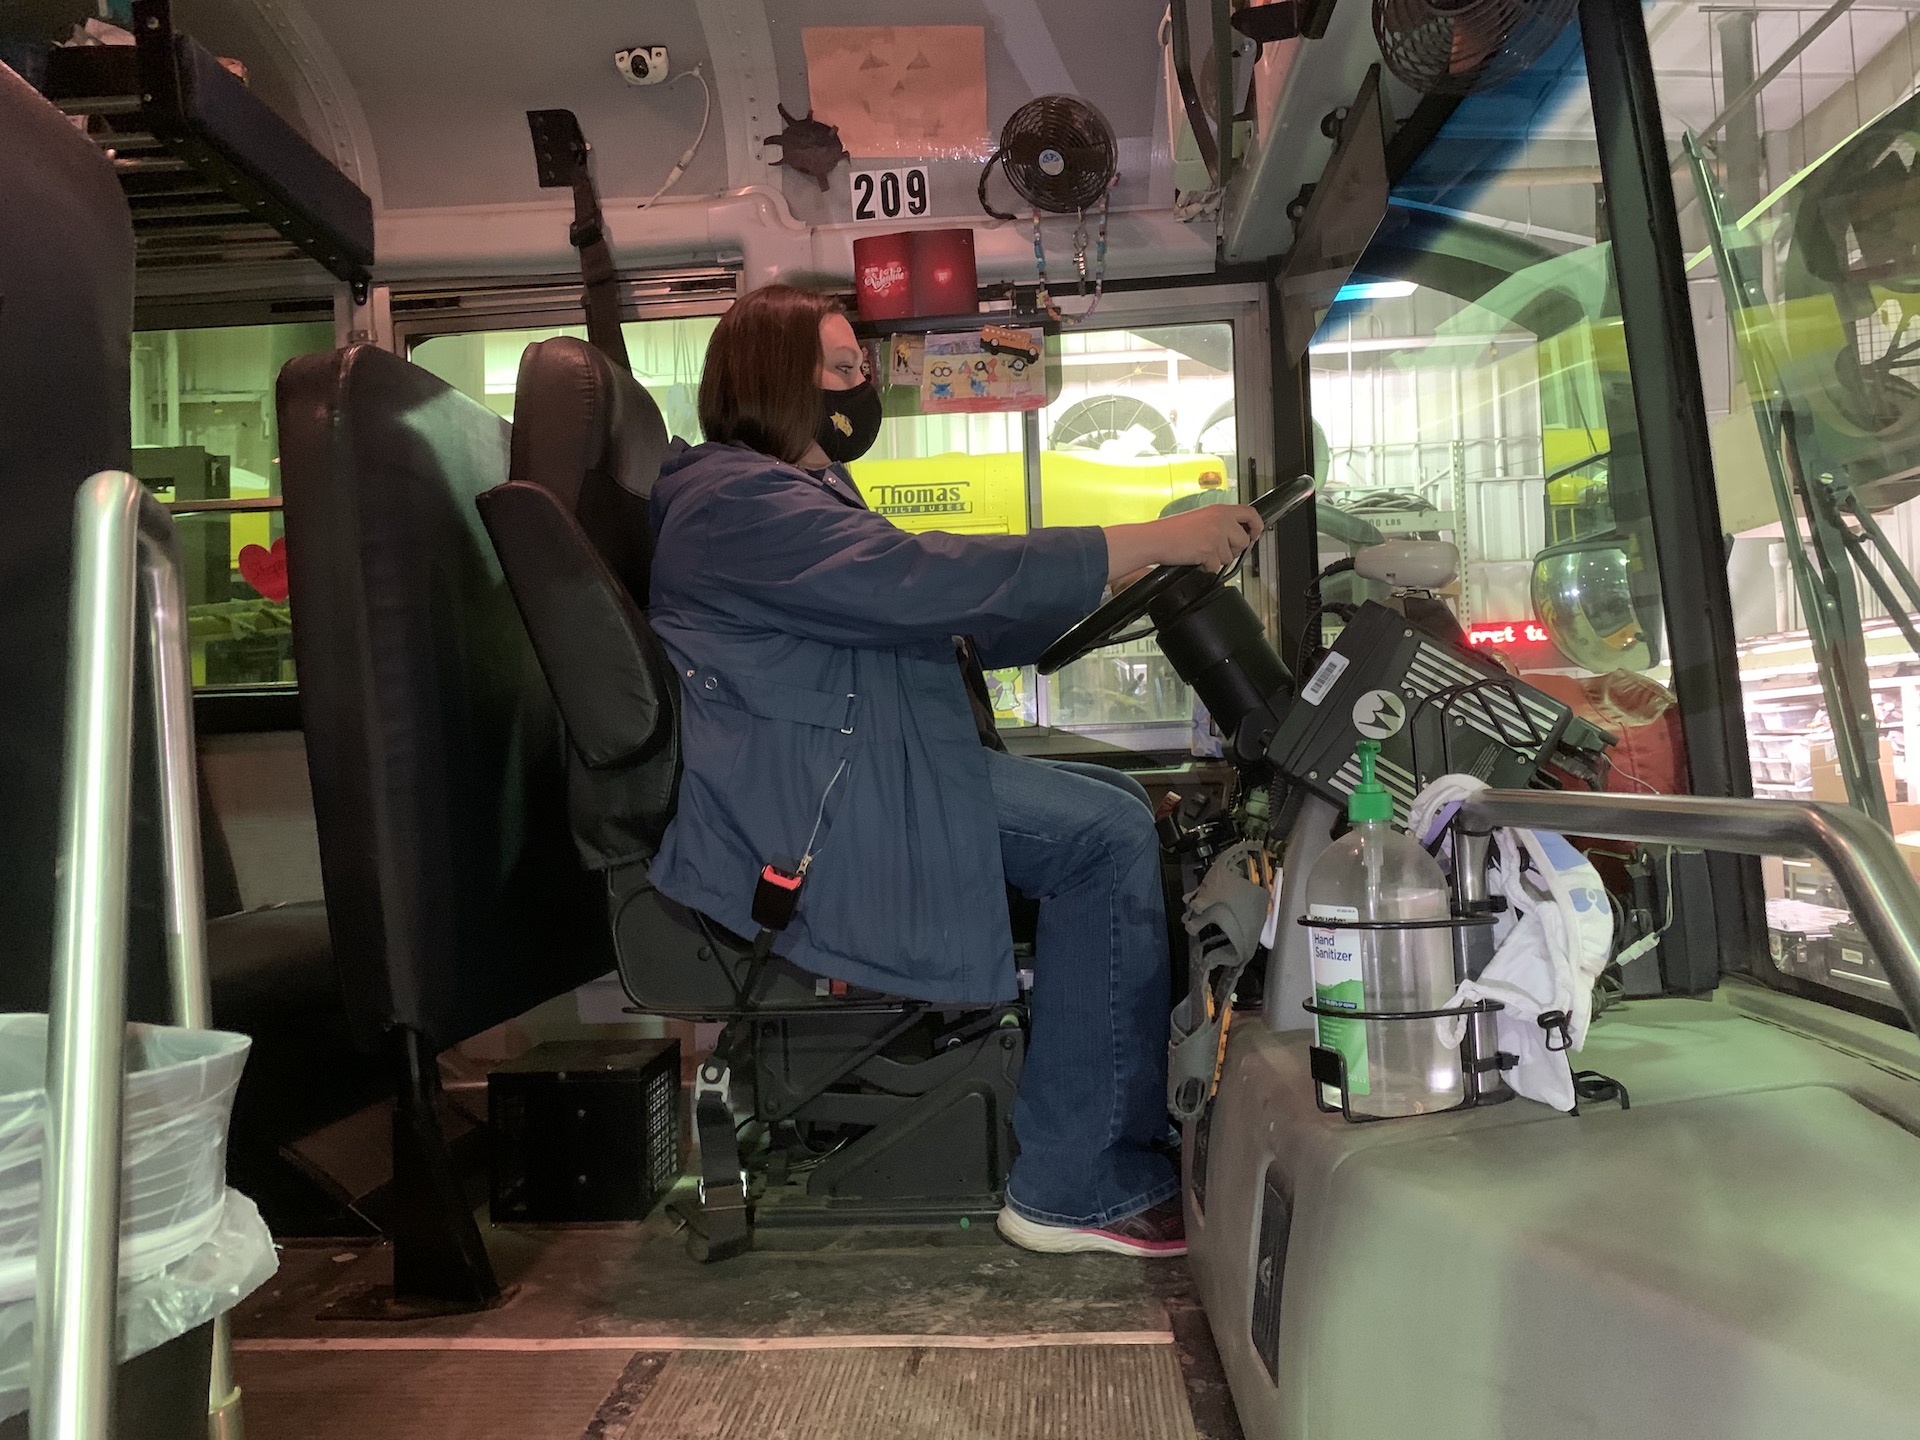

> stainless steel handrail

[
  {"left": 1460, "top": 790, "right": 1920, "bottom": 1033},
  {"left": 31, "top": 473, "right": 241, "bottom": 1440}
]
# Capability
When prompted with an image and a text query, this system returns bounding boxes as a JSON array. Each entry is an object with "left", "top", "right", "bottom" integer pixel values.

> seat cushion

[
  {"left": 209, "top": 902, "right": 385, "bottom": 1135},
  {"left": 209, "top": 901, "right": 391, "bottom": 1230}
]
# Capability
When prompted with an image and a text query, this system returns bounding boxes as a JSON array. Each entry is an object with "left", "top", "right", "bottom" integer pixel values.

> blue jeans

[{"left": 987, "top": 750, "right": 1178, "bottom": 1227}]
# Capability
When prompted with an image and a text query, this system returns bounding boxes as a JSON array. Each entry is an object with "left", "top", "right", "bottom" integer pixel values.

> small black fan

[
  {"left": 979, "top": 95, "right": 1117, "bottom": 221},
  {"left": 1373, "top": 0, "right": 1577, "bottom": 96}
]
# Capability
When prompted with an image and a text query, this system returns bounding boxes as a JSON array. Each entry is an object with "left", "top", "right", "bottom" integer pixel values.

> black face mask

[{"left": 816, "top": 379, "right": 883, "bottom": 464}]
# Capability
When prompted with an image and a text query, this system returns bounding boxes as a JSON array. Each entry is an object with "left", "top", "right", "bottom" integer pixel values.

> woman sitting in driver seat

[{"left": 647, "top": 284, "right": 1261, "bottom": 1257}]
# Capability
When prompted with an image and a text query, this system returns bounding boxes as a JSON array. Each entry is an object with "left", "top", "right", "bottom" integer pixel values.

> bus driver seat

[{"left": 477, "top": 336, "right": 1025, "bottom": 1259}]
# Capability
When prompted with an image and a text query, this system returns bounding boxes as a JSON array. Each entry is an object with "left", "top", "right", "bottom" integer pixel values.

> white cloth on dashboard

[{"left": 1409, "top": 775, "right": 1615, "bottom": 1111}]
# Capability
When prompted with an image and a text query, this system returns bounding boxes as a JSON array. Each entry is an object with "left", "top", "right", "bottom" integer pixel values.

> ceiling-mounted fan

[
  {"left": 978, "top": 94, "right": 1119, "bottom": 320},
  {"left": 1373, "top": 0, "right": 1578, "bottom": 95}
]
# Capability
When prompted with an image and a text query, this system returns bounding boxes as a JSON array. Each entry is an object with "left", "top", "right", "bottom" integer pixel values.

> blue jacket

[{"left": 646, "top": 439, "right": 1107, "bottom": 1003}]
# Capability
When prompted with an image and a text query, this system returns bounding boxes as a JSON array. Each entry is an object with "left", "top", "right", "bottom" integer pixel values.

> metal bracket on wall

[
  {"left": 1169, "top": 0, "right": 1223, "bottom": 188},
  {"left": 693, "top": 0, "right": 781, "bottom": 192},
  {"left": 335, "top": 283, "right": 393, "bottom": 351}
]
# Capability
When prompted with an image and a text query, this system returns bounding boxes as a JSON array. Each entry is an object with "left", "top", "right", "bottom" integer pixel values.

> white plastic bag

[
  {"left": 0, "top": 1015, "right": 275, "bottom": 1421},
  {"left": 0, "top": 1190, "right": 278, "bottom": 1422},
  {"left": 1407, "top": 779, "right": 1614, "bottom": 1111},
  {"left": 0, "top": 1016, "right": 251, "bottom": 1299}
]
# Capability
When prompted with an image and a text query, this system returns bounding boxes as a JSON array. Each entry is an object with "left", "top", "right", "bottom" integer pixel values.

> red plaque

[
  {"left": 853, "top": 231, "right": 915, "bottom": 320},
  {"left": 910, "top": 228, "right": 977, "bottom": 316}
]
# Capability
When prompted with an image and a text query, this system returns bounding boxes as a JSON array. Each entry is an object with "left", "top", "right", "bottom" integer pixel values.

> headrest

[{"left": 508, "top": 337, "right": 668, "bottom": 603}]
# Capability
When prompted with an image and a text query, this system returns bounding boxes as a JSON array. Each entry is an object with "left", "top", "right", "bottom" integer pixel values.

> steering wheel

[{"left": 1036, "top": 475, "right": 1315, "bottom": 675}]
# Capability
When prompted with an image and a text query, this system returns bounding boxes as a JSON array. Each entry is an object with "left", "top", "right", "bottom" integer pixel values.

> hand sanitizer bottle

[{"left": 1305, "top": 740, "right": 1464, "bottom": 1117}]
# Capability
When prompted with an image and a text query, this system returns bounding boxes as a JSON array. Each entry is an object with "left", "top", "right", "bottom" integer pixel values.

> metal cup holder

[{"left": 1298, "top": 911, "right": 1515, "bottom": 1123}]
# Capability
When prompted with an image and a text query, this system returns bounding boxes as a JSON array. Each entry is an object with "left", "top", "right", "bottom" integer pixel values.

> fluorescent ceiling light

[{"left": 1335, "top": 280, "right": 1418, "bottom": 302}]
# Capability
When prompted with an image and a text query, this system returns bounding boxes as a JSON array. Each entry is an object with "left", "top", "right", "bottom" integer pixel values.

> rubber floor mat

[
  {"left": 235, "top": 1349, "right": 635, "bottom": 1440},
  {"left": 612, "top": 1345, "right": 1200, "bottom": 1439}
]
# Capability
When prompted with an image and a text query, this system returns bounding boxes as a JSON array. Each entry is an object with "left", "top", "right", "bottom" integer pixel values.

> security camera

[{"left": 615, "top": 46, "right": 669, "bottom": 86}]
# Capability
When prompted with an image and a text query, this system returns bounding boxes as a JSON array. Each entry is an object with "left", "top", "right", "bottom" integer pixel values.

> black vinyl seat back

[
  {"left": 476, "top": 337, "right": 680, "bottom": 870},
  {"left": 278, "top": 345, "right": 611, "bottom": 1052},
  {"left": 0, "top": 65, "right": 177, "bottom": 1019}
]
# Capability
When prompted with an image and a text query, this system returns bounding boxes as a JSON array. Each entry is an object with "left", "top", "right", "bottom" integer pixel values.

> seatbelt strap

[
  {"left": 526, "top": 109, "right": 631, "bottom": 371},
  {"left": 683, "top": 846, "right": 820, "bottom": 1257},
  {"left": 737, "top": 925, "right": 778, "bottom": 1009},
  {"left": 685, "top": 890, "right": 784, "bottom": 1259},
  {"left": 568, "top": 194, "right": 629, "bottom": 371},
  {"left": 686, "top": 1060, "right": 751, "bottom": 1262}
]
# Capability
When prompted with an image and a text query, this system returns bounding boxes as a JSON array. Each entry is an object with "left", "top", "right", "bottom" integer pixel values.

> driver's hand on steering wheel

[{"left": 1104, "top": 505, "right": 1264, "bottom": 581}]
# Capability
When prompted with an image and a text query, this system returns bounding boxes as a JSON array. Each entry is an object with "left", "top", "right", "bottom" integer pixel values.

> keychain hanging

[{"left": 1029, "top": 185, "right": 1111, "bottom": 325}]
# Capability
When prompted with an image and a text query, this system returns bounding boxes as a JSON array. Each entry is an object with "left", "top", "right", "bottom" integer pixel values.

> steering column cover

[{"left": 1153, "top": 575, "right": 1294, "bottom": 764}]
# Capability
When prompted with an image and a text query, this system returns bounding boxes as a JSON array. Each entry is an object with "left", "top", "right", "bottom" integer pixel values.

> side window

[
  {"left": 1310, "top": 33, "right": 1671, "bottom": 704},
  {"left": 409, "top": 317, "right": 717, "bottom": 434},
  {"left": 849, "top": 379, "right": 1033, "bottom": 720},
  {"left": 851, "top": 318, "right": 1240, "bottom": 746},
  {"left": 133, "top": 321, "right": 334, "bottom": 689},
  {"left": 1645, "top": 3, "right": 1920, "bottom": 1005},
  {"left": 406, "top": 308, "right": 1248, "bottom": 748}
]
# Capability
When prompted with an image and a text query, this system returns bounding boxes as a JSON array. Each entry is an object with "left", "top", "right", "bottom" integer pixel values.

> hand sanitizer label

[{"left": 1309, "top": 904, "right": 1368, "bottom": 1096}]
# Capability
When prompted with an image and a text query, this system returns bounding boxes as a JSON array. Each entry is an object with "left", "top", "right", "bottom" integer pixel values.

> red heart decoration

[{"left": 237, "top": 536, "right": 289, "bottom": 602}]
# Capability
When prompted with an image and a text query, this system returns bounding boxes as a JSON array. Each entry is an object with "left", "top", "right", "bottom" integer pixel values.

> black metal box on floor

[{"left": 489, "top": 1038, "right": 680, "bottom": 1223}]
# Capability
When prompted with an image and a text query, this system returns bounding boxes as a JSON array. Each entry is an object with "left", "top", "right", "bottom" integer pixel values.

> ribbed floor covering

[
  {"left": 233, "top": 1343, "right": 1202, "bottom": 1440},
  {"left": 235, "top": 1350, "right": 635, "bottom": 1440},
  {"left": 614, "top": 1346, "right": 1200, "bottom": 1440}
]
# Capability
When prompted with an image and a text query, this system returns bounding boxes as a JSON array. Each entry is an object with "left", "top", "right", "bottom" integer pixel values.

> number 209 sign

[{"left": 850, "top": 167, "right": 930, "bottom": 221}]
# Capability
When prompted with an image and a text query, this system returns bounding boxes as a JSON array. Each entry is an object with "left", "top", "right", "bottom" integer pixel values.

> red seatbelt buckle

[{"left": 752, "top": 863, "right": 804, "bottom": 931}]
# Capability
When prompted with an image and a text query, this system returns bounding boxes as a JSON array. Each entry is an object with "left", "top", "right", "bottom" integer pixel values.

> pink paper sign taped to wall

[
  {"left": 802, "top": 26, "right": 990, "bottom": 160},
  {"left": 920, "top": 330, "right": 1045, "bottom": 414}
]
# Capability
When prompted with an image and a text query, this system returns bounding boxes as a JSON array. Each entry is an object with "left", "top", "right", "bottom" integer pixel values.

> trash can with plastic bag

[{"left": 0, "top": 1015, "right": 276, "bottom": 1429}]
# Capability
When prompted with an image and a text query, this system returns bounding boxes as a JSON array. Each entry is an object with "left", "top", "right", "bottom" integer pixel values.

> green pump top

[{"left": 1348, "top": 739, "right": 1393, "bottom": 824}]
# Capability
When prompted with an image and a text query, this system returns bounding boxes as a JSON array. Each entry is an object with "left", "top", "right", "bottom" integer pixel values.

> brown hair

[{"left": 698, "top": 284, "right": 840, "bottom": 464}]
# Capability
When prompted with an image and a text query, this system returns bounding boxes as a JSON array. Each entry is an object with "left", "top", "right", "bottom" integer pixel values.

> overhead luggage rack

[{"left": 41, "top": 0, "right": 373, "bottom": 289}]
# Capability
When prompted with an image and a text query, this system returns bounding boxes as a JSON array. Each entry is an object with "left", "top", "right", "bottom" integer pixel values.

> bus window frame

[
  {"left": 388, "top": 269, "right": 741, "bottom": 354},
  {"left": 129, "top": 306, "right": 338, "bottom": 724},
  {"left": 1303, "top": 11, "right": 1768, "bottom": 1008},
  {"left": 132, "top": 291, "right": 340, "bottom": 338},
  {"left": 958, "top": 282, "right": 1272, "bottom": 754},
  {"left": 392, "top": 277, "right": 1275, "bottom": 758},
  {"left": 1578, "top": 0, "right": 1768, "bottom": 993}
]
